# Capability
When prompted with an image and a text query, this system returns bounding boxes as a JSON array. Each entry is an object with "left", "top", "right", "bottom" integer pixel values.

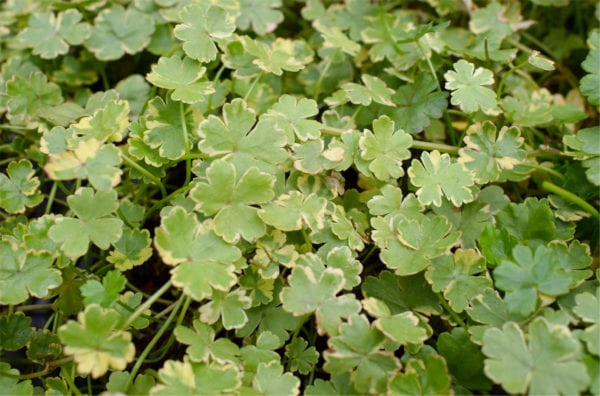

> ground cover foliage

[{"left": 0, "top": 0, "right": 599, "bottom": 394}]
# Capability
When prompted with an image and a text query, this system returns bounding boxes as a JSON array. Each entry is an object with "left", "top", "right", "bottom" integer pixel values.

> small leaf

[
  {"left": 0, "top": 363, "right": 33, "bottom": 396},
  {"left": 0, "top": 160, "right": 43, "bottom": 214},
  {"left": 444, "top": 60, "right": 498, "bottom": 114},
  {"left": 190, "top": 159, "right": 275, "bottom": 243},
  {"left": 389, "top": 354, "right": 452, "bottom": 395},
  {"left": 342, "top": 74, "right": 394, "bottom": 106},
  {"left": 48, "top": 187, "right": 123, "bottom": 260},
  {"left": 237, "top": 0, "right": 283, "bottom": 35},
  {"left": 426, "top": 249, "right": 492, "bottom": 313},
  {"left": 59, "top": 305, "right": 135, "bottom": 378},
  {"left": 17, "top": 10, "right": 90, "bottom": 59},
  {"left": 80, "top": 270, "right": 127, "bottom": 308},
  {"left": 253, "top": 361, "right": 300, "bottom": 396},
  {"left": 154, "top": 206, "right": 241, "bottom": 300},
  {"left": 285, "top": 337, "right": 319, "bottom": 375},
  {"left": 146, "top": 56, "right": 214, "bottom": 104},
  {"left": 380, "top": 215, "right": 460, "bottom": 276},
  {"left": 266, "top": 94, "right": 321, "bottom": 141},
  {"left": 408, "top": 150, "right": 475, "bottom": 207},
  {"left": 86, "top": 5, "right": 155, "bottom": 61},
  {"left": 0, "top": 313, "right": 32, "bottom": 351},
  {"left": 359, "top": 115, "right": 412, "bottom": 181},
  {"left": 174, "top": 3, "right": 235, "bottom": 62},
  {"left": 151, "top": 360, "right": 241, "bottom": 395},
  {"left": 482, "top": 318, "right": 589, "bottom": 395},
  {"left": 0, "top": 241, "right": 61, "bottom": 305},
  {"left": 199, "top": 289, "right": 252, "bottom": 330}
]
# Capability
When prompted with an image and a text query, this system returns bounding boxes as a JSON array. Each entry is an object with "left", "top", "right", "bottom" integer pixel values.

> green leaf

[
  {"left": 437, "top": 328, "right": 492, "bottom": 391},
  {"left": 573, "top": 287, "right": 600, "bottom": 355},
  {"left": 258, "top": 191, "right": 328, "bottom": 231},
  {"left": 580, "top": 46, "right": 600, "bottom": 106},
  {"left": 389, "top": 354, "right": 452, "bottom": 395},
  {"left": 107, "top": 228, "right": 153, "bottom": 271},
  {"left": 151, "top": 360, "right": 241, "bottom": 395},
  {"left": 198, "top": 99, "right": 289, "bottom": 170},
  {"left": 482, "top": 318, "right": 589, "bottom": 395},
  {"left": 86, "top": 5, "right": 155, "bottom": 61},
  {"left": 285, "top": 337, "right": 319, "bottom": 375},
  {"left": 174, "top": 3, "right": 235, "bottom": 62},
  {"left": 142, "top": 97, "right": 193, "bottom": 160},
  {"left": 426, "top": 249, "right": 492, "bottom": 313},
  {"left": 380, "top": 215, "right": 460, "bottom": 276},
  {"left": 26, "top": 329, "right": 62, "bottom": 364},
  {"left": 174, "top": 320, "right": 240, "bottom": 364},
  {"left": 80, "top": 270, "right": 126, "bottom": 308},
  {"left": 6, "top": 72, "right": 62, "bottom": 124},
  {"left": 146, "top": 56, "right": 214, "bottom": 104},
  {"left": 0, "top": 363, "right": 33, "bottom": 396},
  {"left": 266, "top": 94, "right": 321, "bottom": 141},
  {"left": 59, "top": 305, "right": 135, "bottom": 378},
  {"left": 237, "top": 0, "right": 283, "bottom": 35},
  {"left": 494, "top": 244, "right": 572, "bottom": 316},
  {"left": 17, "top": 10, "right": 90, "bottom": 59},
  {"left": 391, "top": 74, "right": 448, "bottom": 134},
  {"left": 324, "top": 314, "right": 400, "bottom": 394},
  {"left": 0, "top": 313, "right": 32, "bottom": 352},
  {"left": 373, "top": 310, "right": 429, "bottom": 346},
  {"left": 241, "top": 36, "right": 314, "bottom": 75},
  {"left": 362, "top": 270, "right": 442, "bottom": 316},
  {"left": 253, "top": 361, "right": 300, "bottom": 396},
  {"left": 44, "top": 140, "right": 123, "bottom": 191},
  {"left": 70, "top": 99, "right": 130, "bottom": 143},
  {"left": 106, "top": 372, "right": 155, "bottom": 396},
  {"left": 408, "top": 150, "right": 475, "bottom": 207},
  {"left": 444, "top": 60, "right": 498, "bottom": 114},
  {"left": 190, "top": 159, "right": 275, "bottom": 243},
  {"left": 0, "top": 240, "right": 61, "bottom": 305},
  {"left": 199, "top": 289, "right": 252, "bottom": 330},
  {"left": 458, "top": 121, "right": 526, "bottom": 183},
  {"left": 494, "top": 197, "right": 562, "bottom": 245},
  {"left": 0, "top": 160, "right": 43, "bottom": 214},
  {"left": 48, "top": 187, "right": 123, "bottom": 260},
  {"left": 281, "top": 255, "right": 361, "bottom": 336},
  {"left": 359, "top": 115, "right": 412, "bottom": 181},
  {"left": 342, "top": 74, "right": 394, "bottom": 106}
]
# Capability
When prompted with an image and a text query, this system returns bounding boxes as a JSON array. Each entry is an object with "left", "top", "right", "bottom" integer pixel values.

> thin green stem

[
  {"left": 61, "top": 365, "right": 83, "bottom": 396},
  {"left": 122, "top": 280, "right": 173, "bottom": 330},
  {"left": 244, "top": 72, "right": 263, "bottom": 102},
  {"left": 437, "top": 293, "right": 468, "bottom": 330},
  {"left": 313, "top": 50, "right": 337, "bottom": 101},
  {"left": 520, "top": 162, "right": 565, "bottom": 181},
  {"left": 180, "top": 102, "right": 191, "bottom": 186},
  {"left": 125, "top": 294, "right": 185, "bottom": 391},
  {"left": 99, "top": 68, "right": 110, "bottom": 91},
  {"left": 497, "top": 60, "right": 527, "bottom": 98},
  {"left": 15, "top": 303, "right": 54, "bottom": 312},
  {"left": 540, "top": 180, "right": 600, "bottom": 220},
  {"left": 411, "top": 140, "right": 460, "bottom": 155},
  {"left": 121, "top": 152, "right": 167, "bottom": 198},
  {"left": 45, "top": 181, "right": 58, "bottom": 215},
  {"left": 416, "top": 41, "right": 440, "bottom": 89}
]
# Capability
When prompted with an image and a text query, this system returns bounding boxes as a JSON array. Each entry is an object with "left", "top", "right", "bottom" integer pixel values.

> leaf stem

[
  {"left": 539, "top": 180, "right": 600, "bottom": 220},
  {"left": 180, "top": 102, "right": 191, "bottom": 186},
  {"left": 437, "top": 293, "right": 468, "bottom": 330},
  {"left": 411, "top": 140, "right": 460, "bottom": 155},
  {"left": 120, "top": 152, "right": 167, "bottom": 198},
  {"left": 313, "top": 50, "right": 337, "bottom": 101},
  {"left": 520, "top": 162, "right": 565, "bottom": 181},
  {"left": 125, "top": 293, "right": 185, "bottom": 391},
  {"left": 244, "top": 72, "right": 263, "bottom": 102},
  {"left": 122, "top": 279, "right": 173, "bottom": 330},
  {"left": 45, "top": 181, "right": 58, "bottom": 215}
]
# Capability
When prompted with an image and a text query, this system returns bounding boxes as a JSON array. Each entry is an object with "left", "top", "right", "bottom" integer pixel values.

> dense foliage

[{"left": 0, "top": 0, "right": 598, "bottom": 394}]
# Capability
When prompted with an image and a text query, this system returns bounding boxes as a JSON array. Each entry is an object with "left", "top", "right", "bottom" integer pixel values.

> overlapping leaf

[
  {"left": 190, "top": 159, "right": 275, "bottom": 243},
  {"left": 154, "top": 206, "right": 241, "bottom": 300}
]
